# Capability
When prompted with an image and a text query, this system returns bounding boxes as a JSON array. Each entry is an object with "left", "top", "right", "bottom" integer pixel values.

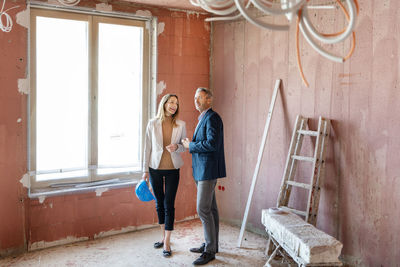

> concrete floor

[{"left": 0, "top": 219, "right": 268, "bottom": 266}]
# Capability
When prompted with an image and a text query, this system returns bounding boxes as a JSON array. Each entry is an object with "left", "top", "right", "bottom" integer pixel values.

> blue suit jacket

[{"left": 189, "top": 109, "right": 226, "bottom": 181}]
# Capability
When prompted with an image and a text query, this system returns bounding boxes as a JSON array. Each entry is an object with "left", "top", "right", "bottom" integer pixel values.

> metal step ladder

[
  {"left": 276, "top": 115, "right": 330, "bottom": 225},
  {"left": 265, "top": 115, "right": 331, "bottom": 265}
]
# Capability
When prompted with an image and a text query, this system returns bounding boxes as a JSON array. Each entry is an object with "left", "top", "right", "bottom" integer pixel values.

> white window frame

[{"left": 29, "top": 7, "right": 156, "bottom": 191}]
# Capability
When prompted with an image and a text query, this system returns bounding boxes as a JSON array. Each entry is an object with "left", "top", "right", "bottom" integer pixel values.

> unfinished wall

[
  {"left": 212, "top": 1, "right": 400, "bottom": 266},
  {"left": 0, "top": 0, "right": 209, "bottom": 256},
  {"left": 0, "top": 0, "right": 28, "bottom": 256}
]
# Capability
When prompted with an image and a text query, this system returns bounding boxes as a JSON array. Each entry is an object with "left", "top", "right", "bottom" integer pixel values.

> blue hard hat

[{"left": 135, "top": 180, "right": 155, "bottom": 202}]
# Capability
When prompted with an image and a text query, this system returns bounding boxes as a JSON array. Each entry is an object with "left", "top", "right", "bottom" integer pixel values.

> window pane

[
  {"left": 36, "top": 17, "right": 88, "bottom": 173},
  {"left": 98, "top": 23, "right": 143, "bottom": 168}
]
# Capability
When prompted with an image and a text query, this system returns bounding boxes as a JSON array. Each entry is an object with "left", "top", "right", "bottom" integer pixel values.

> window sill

[{"left": 29, "top": 178, "right": 140, "bottom": 200}]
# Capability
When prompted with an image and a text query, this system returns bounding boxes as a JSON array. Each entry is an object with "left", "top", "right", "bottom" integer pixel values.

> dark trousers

[{"left": 149, "top": 167, "right": 180, "bottom": 231}]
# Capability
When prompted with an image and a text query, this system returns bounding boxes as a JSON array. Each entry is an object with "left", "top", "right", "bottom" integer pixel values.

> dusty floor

[{"left": 0, "top": 219, "right": 268, "bottom": 266}]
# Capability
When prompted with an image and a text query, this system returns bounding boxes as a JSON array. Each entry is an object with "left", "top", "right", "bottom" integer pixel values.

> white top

[
  {"left": 197, "top": 107, "right": 211, "bottom": 122},
  {"left": 142, "top": 118, "right": 187, "bottom": 172}
]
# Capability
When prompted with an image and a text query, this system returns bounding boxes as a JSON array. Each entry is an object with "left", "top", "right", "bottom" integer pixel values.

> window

[{"left": 29, "top": 8, "right": 153, "bottom": 189}]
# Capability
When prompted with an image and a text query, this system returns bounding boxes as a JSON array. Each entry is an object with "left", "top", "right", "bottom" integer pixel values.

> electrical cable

[
  {"left": 205, "top": 12, "right": 242, "bottom": 22},
  {"left": 301, "top": 0, "right": 356, "bottom": 44},
  {"left": 0, "top": 0, "right": 19, "bottom": 32},
  {"left": 296, "top": 0, "right": 358, "bottom": 86},
  {"left": 205, "top": 0, "right": 250, "bottom": 22},
  {"left": 250, "top": 0, "right": 307, "bottom": 16},
  {"left": 195, "top": 0, "right": 360, "bottom": 87},
  {"left": 234, "top": 0, "right": 290, "bottom": 31},
  {"left": 296, "top": 9, "right": 309, "bottom": 87},
  {"left": 56, "top": 0, "right": 81, "bottom": 7},
  {"left": 198, "top": 0, "right": 237, "bottom": 15}
]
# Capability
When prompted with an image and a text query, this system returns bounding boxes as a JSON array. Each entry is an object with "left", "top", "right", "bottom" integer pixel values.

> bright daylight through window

[{"left": 30, "top": 9, "right": 151, "bottom": 189}]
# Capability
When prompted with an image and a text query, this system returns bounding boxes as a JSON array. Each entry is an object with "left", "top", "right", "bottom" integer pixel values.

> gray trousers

[{"left": 196, "top": 180, "right": 219, "bottom": 254}]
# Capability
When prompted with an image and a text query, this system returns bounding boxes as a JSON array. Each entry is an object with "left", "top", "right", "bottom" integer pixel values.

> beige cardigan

[{"left": 142, "top": 118, "right": 187, "bottom": 172}]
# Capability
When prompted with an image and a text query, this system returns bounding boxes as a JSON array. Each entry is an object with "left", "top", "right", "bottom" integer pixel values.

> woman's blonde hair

[{"left": 155, "top": 94, "right": 179, "bottom": 127}]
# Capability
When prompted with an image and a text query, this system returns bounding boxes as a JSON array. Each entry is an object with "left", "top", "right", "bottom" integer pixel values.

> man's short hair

[{"left": 196, "top": 87, "right": 213, "bottom": 98}]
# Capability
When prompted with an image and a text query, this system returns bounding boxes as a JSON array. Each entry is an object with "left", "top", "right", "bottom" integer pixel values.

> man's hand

[
  {"left": 166, "top": 144, "right": 178, "bottom": 152},
  {"left": 182, "top": 137, "right": 191, "bottom": 149}
]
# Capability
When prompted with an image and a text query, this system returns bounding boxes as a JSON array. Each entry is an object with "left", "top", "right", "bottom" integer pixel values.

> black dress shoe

[
  {"left": 193, "top": 252, "right": 215, "bottom": 265},
  {"left": 190, "top": 243, "right": 205, "bottom": 253},
  {"left": 154, "top": 241, "right": 164, "bottom": 248},
  {"left": 190, "top": 243, "right": 218, "bottom": 253}
]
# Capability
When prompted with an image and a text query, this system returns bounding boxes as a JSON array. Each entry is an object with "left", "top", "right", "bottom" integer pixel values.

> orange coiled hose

[{"left": 296, "top": 0, "right": 359, "bottom": 87}]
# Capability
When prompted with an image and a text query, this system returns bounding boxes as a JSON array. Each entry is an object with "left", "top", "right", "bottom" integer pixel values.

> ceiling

[
  {"left": 125, "top": 0, "right": 205, "bottom": 12},
  {"left": 125, "top": 0, "right": 345, "bottom": 12}
]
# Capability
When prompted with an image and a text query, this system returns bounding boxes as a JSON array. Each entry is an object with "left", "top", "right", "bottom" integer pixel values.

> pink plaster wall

[
  {"left": 0, "top": 0, "right": 209, "bottom": 255},
  {"left": 212, "top": 1, "right": 400, "bottom": 266},
  {"left": 0, "top": 0, "right": 28, "bottom": 256}
]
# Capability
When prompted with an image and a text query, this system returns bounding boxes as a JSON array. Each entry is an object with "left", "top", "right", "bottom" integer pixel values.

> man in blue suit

[{"left": 182, "top": 87, "right": 226, "bottom": 265}]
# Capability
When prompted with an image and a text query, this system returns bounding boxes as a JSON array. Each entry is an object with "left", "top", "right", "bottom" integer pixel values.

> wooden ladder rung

[
  {"left": 291, "top": 155, "right": 314, "bottom": 162},
  {"left": 279, "top": 206, "right": 307, "bottom": 217},
  {"left": 286, "top": 180, "right": 311, "bottom": 190},
  {"left": 297, "top": 129, "right": 318, "bottom": 136}
]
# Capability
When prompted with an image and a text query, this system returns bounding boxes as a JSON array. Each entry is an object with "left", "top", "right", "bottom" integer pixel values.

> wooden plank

[
  {"left": 309, "top": 118, "right": 331, "bottom": 226},
  {"left": 291, "top": 155, "right": 314, "bottom": 162},
  {"left": 305, "top": 116, "right": 324, "bottom": 224},
  {"left": 286, "top": 180, "right": 311, "bottom": 190},
  {"left": 237, "top": 79, "right": 281, "bottom": 248},
  {"left": 298, "top": 129, "right": 319, "bottom": 136}
]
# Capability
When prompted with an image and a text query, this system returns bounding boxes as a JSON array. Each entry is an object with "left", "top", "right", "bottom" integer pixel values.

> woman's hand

[
  {"left": 142, "top": 172, "right": 149, "bottom": 183},
  {"left": 166, "top": 144, "right": 178, "bottom": 152},
  {"left": 142, "top": 172, "right": 153, "bottom": 194}
]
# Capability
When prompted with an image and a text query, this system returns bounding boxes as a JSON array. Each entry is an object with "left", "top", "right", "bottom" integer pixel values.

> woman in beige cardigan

[{"left": 142, "top": 94, "right": 187, "bottom": 257}]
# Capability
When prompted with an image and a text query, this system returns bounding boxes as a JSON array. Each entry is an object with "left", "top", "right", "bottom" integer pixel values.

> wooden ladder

[
  {"left": 277, "top": 115, "right": 330, "bottom": 225},
  {"left": 265, "top": 115, "right": 331, "bottom": 262}
]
